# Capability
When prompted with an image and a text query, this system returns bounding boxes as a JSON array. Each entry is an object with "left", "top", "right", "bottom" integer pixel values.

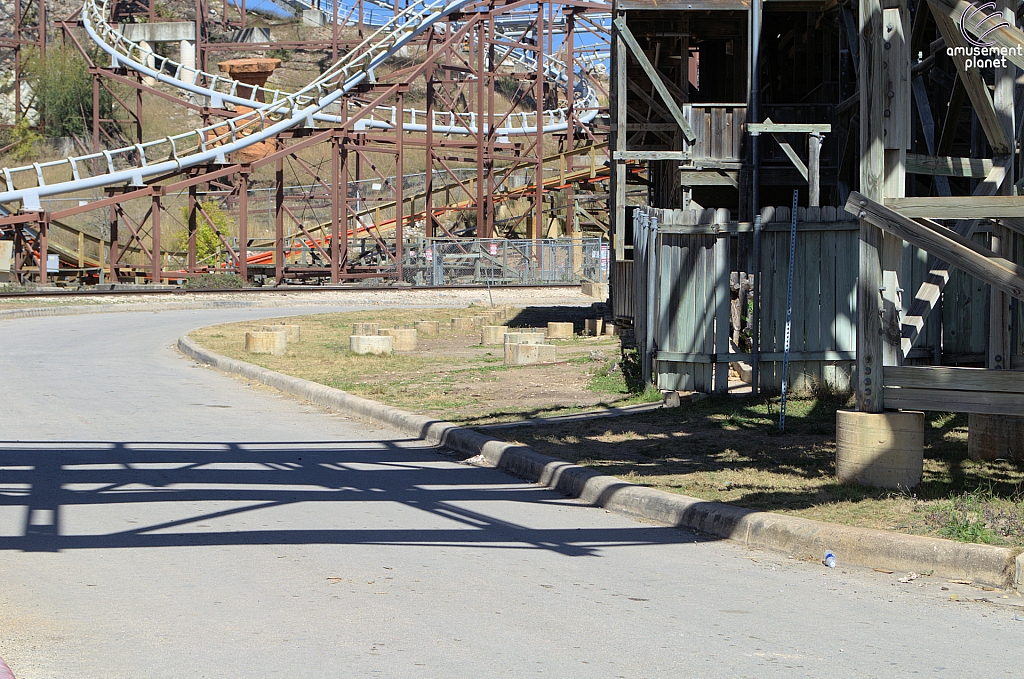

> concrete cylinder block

[
  {"left": 245, "top": 330, "right": 287, "bottom": 356},
  {"left": 380, "top": 328, "right": 417, "bottom": 351},
  {"left": 451, "top": 317, "right": 476, "bottom": 332},
  {"left": 414, "top": 320, "right": 439, "bottom": 336},
  {"left": 352, "top": 322, "right": 379, "bottom": 336},
  {"left": 581, "top": 281, "right": 609, "bottom": 300},
  {"left": 547, "top": 322, "right": 575, "bottom": 340},
  {"left": 836, "top": 410, "right": 925, "bottom": 488},
  {"left": 481, "top": 325, "right": 510, "bottom": 345},
  {"left": 505, "top": 343, "right": 557, "bottom": 366},
  {"left": 968, "top": 414, "right": 1024, "bottom": 462},
  {"left": 350, "top": 335, "right": 393, "bottom": 355},
  {"left": 604, "top": 323, "right": 617, "bottom": 336},
  {"left": 584, "top": 318, "right": 604, "bottom": 336},
  {"left": 503, "top": 332, "right": 546, "bottom": 345},
  {"left": 262, "top": 324, "right": 301, "bottom": 342}
]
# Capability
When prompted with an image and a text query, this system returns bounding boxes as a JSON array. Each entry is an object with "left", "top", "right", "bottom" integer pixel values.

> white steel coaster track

[{"left": 0, "top": 0, "right": 602, "bottom": 213}]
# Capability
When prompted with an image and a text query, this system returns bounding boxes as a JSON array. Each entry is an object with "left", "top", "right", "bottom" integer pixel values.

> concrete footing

[
  {"left": 581, "top": 281, "right": 609, "bottom": 300},
  {"left": 481, "top": 325, "right": 510, "bottom": 345},
  {"left": 352, "top": 322, "right": 379, "bottom": 336},
  {"left": 261, "top": 324, "right": 300, "bottom": 342},
  {"left": 836, "top": 410, "right": 925, "bottom": 488},
  {"left": 547, "top": 322, "right": 574, "bottom": 339},
  {"left": 245, "top": 330, "right": 287, "bottom": 356},
  {"left": 585, "top": 318, "right": 604, "bottom": 336},
  {"left": 380, "top": 328, "right": 417, "bottom": 351},
  {"left": 350, "top": 335, "right": 393, "bottom": 355},
  {"left": 968, "top": 414, "right": 1024, "bottom": 462},
  {"left": 415, "top": 320, "right": 439, "bottom": 336},
  {"left": 603, "top": 323, "right": 616, "bottom": 336},
  {"left": 503, "top": 332, "right": 546, "bottom": 345},
  {"left": 451, "top": 317, "right": 475, "bottom": 332},
  {"left": 505, "top": 343, "right": 556, "bottom": 366}
]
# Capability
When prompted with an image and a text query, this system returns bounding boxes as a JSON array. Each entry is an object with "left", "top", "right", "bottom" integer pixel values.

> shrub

[
  {"left": 24, "top": 45, "right": 103, "bottom": 139},
  {"left": 173, "top": 199, "right": 236, "bottom": 263},
  {"left": 182, "top": 273, "right": 246, "bottom": 290}
]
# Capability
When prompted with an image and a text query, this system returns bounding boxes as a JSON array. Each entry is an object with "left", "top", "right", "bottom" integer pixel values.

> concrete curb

[
  {"left": 178, "top": 334, "right": 1024, "bottom": 591},
  {"left": 0, "top": 300, "right": 261, "bottom": 321}
]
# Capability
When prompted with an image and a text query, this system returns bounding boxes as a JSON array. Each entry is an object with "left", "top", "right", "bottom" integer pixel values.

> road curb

[
  {"left": 0, "top": 300, "right": 260, "bottom": 321},
  {"left": 178, "top": 334, "right": 1023, "bottom": 591}
]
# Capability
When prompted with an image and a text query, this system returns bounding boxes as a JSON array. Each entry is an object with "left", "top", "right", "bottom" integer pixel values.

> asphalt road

[{"left": 0, "top": 307, "right": 1021, "bottom": 678}]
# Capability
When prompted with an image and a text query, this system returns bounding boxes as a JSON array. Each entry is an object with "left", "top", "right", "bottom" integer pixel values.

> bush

[
  {"left": 24, "top": 44, "right": 105, "bottom": 139},
  {"left": 173, "top": 199, "right": 236, "bottom": 263},
  {"left": 182, "top": 273, "right": 246, "bottom": 290},
  {"left": 7, "top": 117, "right": 43, "bottom": 162}
]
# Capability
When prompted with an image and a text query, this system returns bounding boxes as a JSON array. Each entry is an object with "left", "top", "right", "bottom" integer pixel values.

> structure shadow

[{"left": 0, "top": 438, "right": 710, "bottom": 554}]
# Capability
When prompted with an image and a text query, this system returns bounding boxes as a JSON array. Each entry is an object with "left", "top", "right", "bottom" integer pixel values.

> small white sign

[{"left": 47, "top": 254, "right": 60, "bottom": 272}]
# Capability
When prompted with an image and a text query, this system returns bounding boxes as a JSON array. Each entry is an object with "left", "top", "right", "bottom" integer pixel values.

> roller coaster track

[{"left": 0, "top": 0, "right": 609, "bottom": 278}]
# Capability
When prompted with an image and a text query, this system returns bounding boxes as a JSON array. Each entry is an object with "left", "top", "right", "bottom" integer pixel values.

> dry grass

[{"left": 189, "top": 305, "right": 643, "bottom": 424}]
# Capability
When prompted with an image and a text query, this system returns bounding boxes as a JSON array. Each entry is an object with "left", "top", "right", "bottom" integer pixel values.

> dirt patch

[{"left": 189, "top": 304, "right": 655, "bottom": 425}]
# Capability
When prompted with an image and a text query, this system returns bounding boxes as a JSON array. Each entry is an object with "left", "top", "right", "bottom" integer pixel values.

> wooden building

[{"left": 611, "top": 0, "right": 1024, "bottom": 470}]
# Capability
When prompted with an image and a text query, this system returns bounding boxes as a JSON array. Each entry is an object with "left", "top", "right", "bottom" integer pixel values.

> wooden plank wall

[
  {"left": 634, "top": 207, "right": 1024, "bottom": 394},
  {"left": 756, "top": 206, "right": 858, "bottom": 392},
  {"left": 684, "top": 106, "right": 746, "bottom": 162}
]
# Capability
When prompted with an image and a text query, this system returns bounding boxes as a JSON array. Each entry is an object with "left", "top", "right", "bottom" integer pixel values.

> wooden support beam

[
  {"left": 747, "top": 123, "right": 832, "bottom": 134},
  {"left": 613, "top": 17, "right": 696, "bottom": 144},
  {"left": 928, "top": 1, "right": 1012, "bottom": 154},
  {"left": 930, "top": 0, "right": 1024, "bottom": 71},
  {"left": 881, "top": 386, "right": 1024, "bottom": 415},
  {"left": 613, "top": 150, "right": 690, "bottom": 160},
  {"left": 905, "top": 153, "right": 993, "bottom": 177},
  {"left": 679, "top": 170, "right": 739, "bottom": 187},
  {"left": 884, "top": 365, "right": 1024, "bottom": 392},
  {"left": 884, "top": 195, "right": 1024, "bottom": 217},
  {"left": 937, "top": 78, "right": 964, "bottom": 156},
  {"left": 848, "top": 191, "right": 1024, "bottom": 301}
]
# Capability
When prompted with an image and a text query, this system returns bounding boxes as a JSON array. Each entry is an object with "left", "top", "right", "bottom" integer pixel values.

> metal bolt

[
  {"left": 884, "top": 109, "right": 891, "bottom": 117},
  {"left": 864, "top": 367, "right": 871, "bottom": 375},
  {"left": 996, "top": 354, "right": 1003, "bottom": 362},
  {"left": 888, "top": 90, "right": 894, "bottom": 98},
  {"left": 865, "top": 388, "right": 872, "bottom": 395},
  {"left": 864, "top": 378, "right": 872, "bottom": 386},
  {"left": 885, "top": 41, "right": 891, "bottom": 49}
]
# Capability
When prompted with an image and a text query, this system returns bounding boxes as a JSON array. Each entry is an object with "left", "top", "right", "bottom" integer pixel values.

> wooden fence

[{"left": 630, "top": 205, "right": 1023, "bottom": 394}]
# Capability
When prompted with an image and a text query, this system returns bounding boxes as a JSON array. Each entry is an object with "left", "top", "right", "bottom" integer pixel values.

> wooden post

[
  {"left": 989, "top": 0, "right": 1015, "bottom": 370},
  {"left": 880, "top": 6, "right": 910, "bottom": 370},
  {"left": 713, "top": 209, "right": 731, "bottom": 393},
  {"left": 808, "top": 132, "right": 822, "bottom": 207},
  {"left": 857, "top": 0, "right": 886, "bottom": 412},
  {"left": 611, "top": 11, "right": 627, "bottom": 262}
]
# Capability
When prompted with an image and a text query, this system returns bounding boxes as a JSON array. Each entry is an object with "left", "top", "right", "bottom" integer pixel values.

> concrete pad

[
  {"left": 350, "top": 334, "right": 393, "bottom": 355},
  {"left": 584, "top": 318, "right": 604, "bottom": 336},
  {"left": 245, "top": 330, "right": 287, "bottom": 356},
  {"left": 261, "top": 324, "right": 301, "bottom": 343},
  {"left": 481, "top": 325, "right": 510, "bottom": 345},
  {"left": 118, "top": 21, "right": 195, "bottom": 42},
  {"left": 352, "top": 322, "right": 379, "bottom": 336},
  {"left": 380, "top": 328, "right": 417, "bottom": 351},
  {"left": 505, "top": 343, "right": 557, "bottom": 366},
  {"left": 604, "top": 323, "right": 616, "bottom": 336},
  {"left": 414, "top": 320, "right": 439, "bottom": 336},
  {"left": 546, "top": 322, "right": 574, "bottom": 339},
  {"left": 836, "top": 410, "right": 924, "bottom": 488}
]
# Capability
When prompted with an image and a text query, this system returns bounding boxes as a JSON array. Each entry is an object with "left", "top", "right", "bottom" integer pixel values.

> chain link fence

[{"left": 398, "top": 237, "right": 608, "bottom": 286}]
